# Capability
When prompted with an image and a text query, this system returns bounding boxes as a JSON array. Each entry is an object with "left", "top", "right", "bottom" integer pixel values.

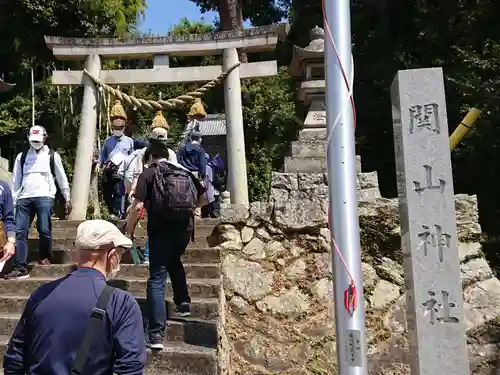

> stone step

[
  {"left": 0, "top": 313, "right": 217, "bottom": 348},
  {"left": 0, "top": 278, "right": 219, "bottom": 299},
  {"left": 37, "top": 218, "right": 220, "bottom": 230},
  {"left": 0, "top": 295, "right": 219, "bottom": 320},
  {"left": 29, "top": 224, "right": 216, "bottom": 239},
  {"left": 26, "top": 244, "right": 220, "bottom": 264},
  {"left": 284, "top": 155, "right": 362, "bottom": 173},
  {"left": 0, "top": 337, "right": 217, "bottom": 375},
  {"left": 28, "top": 263, "right": 220, "bottom": 279}
]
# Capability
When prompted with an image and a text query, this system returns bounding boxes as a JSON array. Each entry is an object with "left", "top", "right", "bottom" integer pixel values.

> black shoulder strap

[
  {"left": 20, "top": 151, "right": 28, "bottom": 182},
  {"left": 70, "top": 284, "right": 114, "bottom": 375},
  {"left": 49, "top": 149, "right": 55, "bottom": 178}
]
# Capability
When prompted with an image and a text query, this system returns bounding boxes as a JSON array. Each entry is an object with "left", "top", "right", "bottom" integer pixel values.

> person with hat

[
  {"left": 97, "top": 101, "right": 134, "bottom": 219},
  {"left": 119, "top": 138, "right": 149, "bottom": 200},
  {"left": 4, "top": 125, "right": 71, "bottom": 280},
  {"left": 3, "top": 219, "right": 146, "bottom": 374},
  {"left": 177, "top": 130, "right": 207, "bottom": 180},
  {"left": 128, "top": 111, "right": 176, "bottom": 201}
]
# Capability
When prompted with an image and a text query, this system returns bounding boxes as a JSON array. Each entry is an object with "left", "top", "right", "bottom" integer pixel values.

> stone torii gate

[{"left": 44, "top": 24, "right": 286, "bottom": 219}]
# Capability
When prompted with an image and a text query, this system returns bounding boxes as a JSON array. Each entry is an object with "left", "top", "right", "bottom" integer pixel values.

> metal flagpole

[
  {"left": 31, "top": 67, "right": 35, "bottom": 126},
  {"left": 324, "top": 0, "right": 368, "bottom": 374}
]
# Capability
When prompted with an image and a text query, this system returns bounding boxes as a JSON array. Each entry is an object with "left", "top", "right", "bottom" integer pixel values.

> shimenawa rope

[{"left": 82, "top": 62, "right": 241, "bottom": 110}]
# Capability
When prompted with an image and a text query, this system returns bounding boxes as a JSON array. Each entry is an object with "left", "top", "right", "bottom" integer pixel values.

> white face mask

[
  {"left": 113, "top": 130, "right": 124, "bottom": 137},
  {"left": 30, "top": 141, "right": 43, "bottom": 150}
]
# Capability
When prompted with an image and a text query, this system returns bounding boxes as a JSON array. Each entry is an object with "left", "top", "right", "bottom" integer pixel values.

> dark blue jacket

[
  {"left": 0, "top": 181, "right": 15, "bottom": 237},
  {"left": 3, "top": 268, "right": 146, "bottom": 375},
  {"left": 177, "top": 143, "right": 207, "bottom": 178}
]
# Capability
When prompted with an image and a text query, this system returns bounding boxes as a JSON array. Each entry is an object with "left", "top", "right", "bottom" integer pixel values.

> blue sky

[{"left": 139, "top": 0, "right": 218, "bottom": 34}]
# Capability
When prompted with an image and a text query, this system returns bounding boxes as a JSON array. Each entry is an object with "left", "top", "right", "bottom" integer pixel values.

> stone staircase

[{"left": 0, "top": 219, "right": 221, "bottom": 375}]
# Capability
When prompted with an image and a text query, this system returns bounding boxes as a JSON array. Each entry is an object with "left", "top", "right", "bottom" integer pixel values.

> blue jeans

[
  {"left": 144, "top": 239, "right": 149, "bottom": 258},
  {"left": 15, "top": 197, "right": 54, "bottom": 271},
  {"left": 147, "top": 224, "right": 191, "bottom": 337}
]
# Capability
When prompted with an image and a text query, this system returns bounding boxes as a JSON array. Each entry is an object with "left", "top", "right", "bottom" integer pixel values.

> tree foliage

[
  {"left": 4, "top": 0, "right": 500, "bottom": 234},
  {"left": 189, "top": 0, "right": 289, "bottom": 28}
]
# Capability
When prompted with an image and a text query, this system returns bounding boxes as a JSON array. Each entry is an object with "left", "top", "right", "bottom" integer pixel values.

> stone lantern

[
  {"left": 283, "top": 26, "right": 327, "bottom": 173},
  {"left": 289, "top": 26, "right": 326, "bottom": 132}
]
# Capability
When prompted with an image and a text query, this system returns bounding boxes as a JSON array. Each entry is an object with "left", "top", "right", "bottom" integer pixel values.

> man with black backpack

[
  {"left": 3, "top": 219, "right": 146, "bottom": 374},
  {"left": 4, "top": 125, "right": 71, "bottom": 280},
  {"left": 125, "top": 139, "right": 205, "bottom": 350}
]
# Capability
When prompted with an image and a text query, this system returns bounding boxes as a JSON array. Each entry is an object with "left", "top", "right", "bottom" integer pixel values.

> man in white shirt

[{"left": 4, "top": 126, "right": 71, "bottom": 279}]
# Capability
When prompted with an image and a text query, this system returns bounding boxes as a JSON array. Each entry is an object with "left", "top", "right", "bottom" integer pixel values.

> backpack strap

[
  {"left": 49, "top": 149, "right": 56, "bottom": 178},
  {"left": 19, "top": 150, "right": 28, "bottom": 183},
  {"left": 70, "top": 284, "right": 114, "bottom": 375}
]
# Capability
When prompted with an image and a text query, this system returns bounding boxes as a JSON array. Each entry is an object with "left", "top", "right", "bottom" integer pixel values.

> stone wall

[{"left": 214, "top": 195, "right": 500, "bottom": 375}]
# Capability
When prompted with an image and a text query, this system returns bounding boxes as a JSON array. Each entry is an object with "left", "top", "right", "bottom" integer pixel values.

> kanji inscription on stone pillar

[{"left": 391, "top": 68, "right": 469, "bottom": 375}]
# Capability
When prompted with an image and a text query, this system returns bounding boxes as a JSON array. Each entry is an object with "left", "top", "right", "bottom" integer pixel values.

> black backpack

[{"left": 150, "top": 162, "right": 204, "bottom": 220}]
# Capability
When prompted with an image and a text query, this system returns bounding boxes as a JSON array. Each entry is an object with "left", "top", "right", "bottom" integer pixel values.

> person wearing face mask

[
  {"left": 4, "top": 125, "right": 71, "bottom": 280},
  {"left": 3, "top": 220, "right": 146, "bottom": 375},
  {"left": 97, "top": 101, "right": 134, "bottom": 219}
]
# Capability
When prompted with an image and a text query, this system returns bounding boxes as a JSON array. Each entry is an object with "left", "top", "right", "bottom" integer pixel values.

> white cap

[
  {"left": 75, "top": 220, "right": 132, "bottom": 251},
  {"left": 28, "top": 125, "right": 46, "bottom": 142},
  {"left": 150, "top": 127, "right": 168, "bottom": 140}
]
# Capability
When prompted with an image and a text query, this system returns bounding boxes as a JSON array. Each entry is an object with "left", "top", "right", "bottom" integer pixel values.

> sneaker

[
  {"left": 143, "top": 257, "right": 149, "bottom": 266},
  {"left": 147, "top": 334, "right": 164, "bottom": 350},
  {"left": 4, "top": 269, "right": 30, "bottom": 280},
  {"left": 38, "top": 258, "right": 51, "bottom": 266},
  {"left": 175, "top": 302, "right": 191, "bottom": 317}
]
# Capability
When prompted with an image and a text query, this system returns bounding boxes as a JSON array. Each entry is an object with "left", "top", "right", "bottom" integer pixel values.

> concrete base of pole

[
  {"left": 223, "top": 48, "right": 249, "bottom": 206},
  {"left": 69, "top": 54, "right": 101, "bottom": 220}
]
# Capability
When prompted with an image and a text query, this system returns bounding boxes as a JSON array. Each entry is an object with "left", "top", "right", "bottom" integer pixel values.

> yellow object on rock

[
  {"left": 188, "top": 99, "right": 207, "bottom": 118},
  {"left": 110, "top": 100, "right": 127, "bottom": 120}
]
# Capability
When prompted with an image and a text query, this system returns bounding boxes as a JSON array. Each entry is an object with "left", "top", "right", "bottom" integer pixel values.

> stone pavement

[{"left": 0, "top": 218, "right": 221, "bottom": 375}]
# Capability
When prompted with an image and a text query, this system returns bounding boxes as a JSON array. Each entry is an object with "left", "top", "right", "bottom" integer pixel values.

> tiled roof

[{"left": 184, "top": 114, "right": 227, "bottom": 136}]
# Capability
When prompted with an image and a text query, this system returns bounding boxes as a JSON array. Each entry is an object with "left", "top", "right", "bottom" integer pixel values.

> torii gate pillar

[
  {"left": 223, "top": 48, "right": 249, "bottom": 206},
  {"left": 69, "top": 54, "right": 101, "bottom": 220}
]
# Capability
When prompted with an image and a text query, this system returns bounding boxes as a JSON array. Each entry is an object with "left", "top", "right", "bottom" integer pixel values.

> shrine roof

[{"left": 44, "top": 24, "right": 289, "bottom": 60}]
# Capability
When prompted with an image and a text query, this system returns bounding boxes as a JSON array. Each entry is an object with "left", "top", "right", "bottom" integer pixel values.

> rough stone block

[
  {"left": 358, "top": 187, "right": 381, "bottom": 201},
  {"left": 274, "top": 199, "right": 327, "bottom": 230},
  {"left": 270, "top": 172, "right": 298, "bottom": 190},
  {"left": 291, "top": 141, "right": 326, "bottom": 158},
  {"left": 357, "top": 171, "right": 379, "bottom": 190},
  {"left": 284, "top": 156, "right": 362, "bottom": 174},
  {"left": 297, "top": 128, "right": 326, "bottom": 143},
  {"left": 220, "top": 204, "right": 249, "bottom": 224}
]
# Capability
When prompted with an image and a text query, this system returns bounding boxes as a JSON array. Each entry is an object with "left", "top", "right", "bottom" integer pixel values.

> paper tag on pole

[{"left": 344, "top": 330, "right": 363, "bottom": 367}]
